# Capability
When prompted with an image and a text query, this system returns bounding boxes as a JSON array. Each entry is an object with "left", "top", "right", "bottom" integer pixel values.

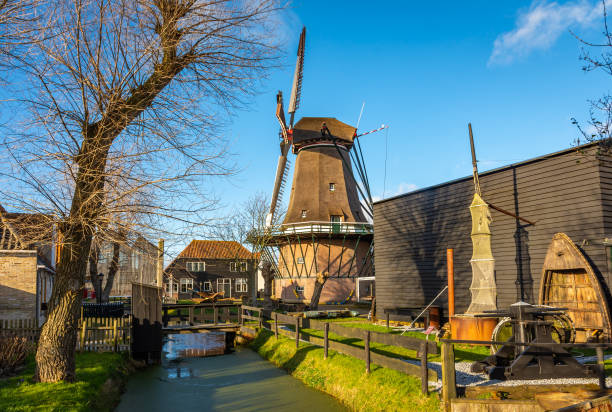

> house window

[
  {"left": 203, "top": 281, "right": 212, "bottom": 292},
  {"left": 330, "top": 215, "right": 343, "bottom": 223},
  {"left": 301, "top": 210, "right": 307, "bottom": 218},
  {"left": 180, "top": 278, "right": 193, "bottom": 293},
  {"left": 329, "top": 183, "right": 335, "bottom": 192},
  {"left": 186, "top": 261, "right": 205, "bottom": 272},
  {"left": 296, "top": 285, "right": 304, "bottom": 294},
  {"left": 297, "top": 257, "right": 304, "bottom": 264},
  {"left": 172, "top": 283, "right": 178, "bottom": 293},
  {"left": 235, "top": 278, "right": 248, "bottom": 293},
  {"left": 230, "top": 262, "right": 237, "bottom": 272},
  {"left": 240, "top": 262, "right": 248, "bottom": 272}
]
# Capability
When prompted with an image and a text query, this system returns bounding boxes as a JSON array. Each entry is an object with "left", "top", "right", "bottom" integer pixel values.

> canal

[{"left": 117, "top": 332, "right": 346, "bottom": 411}]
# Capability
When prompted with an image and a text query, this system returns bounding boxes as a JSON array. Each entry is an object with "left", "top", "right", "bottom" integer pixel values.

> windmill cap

[{"left": 292, "top": 117, "right": 356, "bottom": 146}]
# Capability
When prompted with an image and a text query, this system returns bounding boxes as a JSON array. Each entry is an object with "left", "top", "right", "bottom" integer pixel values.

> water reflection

[{"left": 164, "top": 332, "right": 226, "bottom": 361}]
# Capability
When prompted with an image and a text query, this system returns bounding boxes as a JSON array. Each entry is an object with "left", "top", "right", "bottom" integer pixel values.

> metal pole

[
  {"left": 447, "top": 249, "right": 455, "bottom": 317},
  {"left": 468, "top": 123, "right": 481, "bottom": 196}
]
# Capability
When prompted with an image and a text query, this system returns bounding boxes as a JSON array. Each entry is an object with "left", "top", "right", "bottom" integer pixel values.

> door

[{"left": 217, "top": 278, "right": 231, "bottom": 298}]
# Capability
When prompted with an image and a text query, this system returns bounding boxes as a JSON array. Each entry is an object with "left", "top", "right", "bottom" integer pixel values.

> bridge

[{"left": 161, "top": 302, "right": 259, "bottom": 334}]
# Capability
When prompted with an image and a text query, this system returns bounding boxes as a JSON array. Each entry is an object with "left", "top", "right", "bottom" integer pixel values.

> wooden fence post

[
  {"left": 386, "top": 312, "right": 390, "bottom": 329},
  {"left": 274, "top": 312, "right": 278, "bottom": 339},
  {"left": 597, "top": 346, "right": 606, "bottom": 390},
  {"left": 441, "top": 342, "right": 457, "bottom": 405},
  {"left": 295, "top": 317, "right": 300, "bottom": 349},
  {"left": 258, "top": 309, "right": 263, "bottom": 329},
  {"left": 420, "top": 340, "right": 428, "bottom": 394},
  {"left": 113, "top": 318, "right": 118, "bottom": 352},
  {"left": 80, "top": 318, "right": 87, "bottom": 351},
  {"left": 324, "top": 322, "right": 329, "bottom": 359},
  {"left": 365, "top": 331, "right": 371, "bottom": 373},
  {"left": 188, "top": 306, "right": 194, "bottom": 325},
  {"left": 213, "top": 305, "right": 218, "bottom": 326}
]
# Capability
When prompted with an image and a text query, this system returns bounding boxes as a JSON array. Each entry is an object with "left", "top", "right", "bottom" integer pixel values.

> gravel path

[{"left": 408, "top": 354, "right": 612, "bottom": 388}]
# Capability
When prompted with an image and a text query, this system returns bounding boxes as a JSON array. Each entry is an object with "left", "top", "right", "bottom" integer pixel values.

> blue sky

[{"left": 211, "top": 0, "right": 610, "bottom": 218}]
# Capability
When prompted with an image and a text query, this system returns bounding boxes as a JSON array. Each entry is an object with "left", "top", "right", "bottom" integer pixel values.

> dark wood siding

[{"left": 374, "top": 145, "right": 609, "bottom": 317}]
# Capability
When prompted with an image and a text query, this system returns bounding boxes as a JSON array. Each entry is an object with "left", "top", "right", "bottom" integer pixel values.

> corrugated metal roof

[{"left": 177, "top": 240, "right": 256, "bottom": 260}]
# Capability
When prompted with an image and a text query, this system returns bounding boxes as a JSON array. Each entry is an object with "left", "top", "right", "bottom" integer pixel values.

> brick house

[
  {"left": 164, "top": 240, "right": 259, "bottom": 301},
  {"left": 0, "top": 207, "right": 55, "bottom": 326}
]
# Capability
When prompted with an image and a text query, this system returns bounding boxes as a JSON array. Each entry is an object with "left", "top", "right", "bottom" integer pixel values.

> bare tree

[
  {"left": 0, "top": 0, "right": 284, "bottom": 382},
  {"left": 572, "top": 0, "right": 612, "bottom": 151}
]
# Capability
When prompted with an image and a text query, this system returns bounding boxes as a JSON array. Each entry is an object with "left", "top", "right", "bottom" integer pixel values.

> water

[{"left": 117, "top": 333, "right": 346, "bottom": 412}]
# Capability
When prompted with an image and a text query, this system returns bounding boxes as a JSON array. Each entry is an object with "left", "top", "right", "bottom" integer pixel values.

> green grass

[
  {"left": 0, "top": 352, "right": 130, "bottom": 412},
  {"left": 251, "top": 329, "right": 440, "bottom": 412}
]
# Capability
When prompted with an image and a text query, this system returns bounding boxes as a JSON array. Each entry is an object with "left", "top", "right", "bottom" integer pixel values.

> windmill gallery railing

[{"left": 271, "top": 221, "right": 373, "bottom": 236}]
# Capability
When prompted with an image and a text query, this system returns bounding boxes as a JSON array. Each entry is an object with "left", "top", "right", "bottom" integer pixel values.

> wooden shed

[{"left": 373, "top": 143, "right": 612, "bottom": 321}]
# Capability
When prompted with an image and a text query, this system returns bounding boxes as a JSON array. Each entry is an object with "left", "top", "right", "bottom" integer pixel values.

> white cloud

[{"left": 489, "top": 0, "right": 610, "bottom": 66}]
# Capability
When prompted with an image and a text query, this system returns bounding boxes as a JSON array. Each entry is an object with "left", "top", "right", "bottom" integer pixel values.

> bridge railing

[{"left": 162, "top": 302, "right": 242, "bottom": 327}]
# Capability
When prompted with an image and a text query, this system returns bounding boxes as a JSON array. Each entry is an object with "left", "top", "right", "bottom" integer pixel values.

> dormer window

[
  {"left": 329, "top": 183, "right": 335, "bottom": 192},
  {"left": 301, "top": 210, "right": 307, "bottom": 218}
]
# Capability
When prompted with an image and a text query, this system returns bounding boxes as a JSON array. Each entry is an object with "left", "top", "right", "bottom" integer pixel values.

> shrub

[{"left": 0, "top": 336, "right": 32, "bottom": 376}]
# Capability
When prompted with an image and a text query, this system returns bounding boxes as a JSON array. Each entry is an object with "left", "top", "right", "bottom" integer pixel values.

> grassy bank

[
  {"left": 0, "top": 352, "right": 131, "bottom": 412},
  {"left": 250, "top": 329, "right": 440, "bottom": 412}
]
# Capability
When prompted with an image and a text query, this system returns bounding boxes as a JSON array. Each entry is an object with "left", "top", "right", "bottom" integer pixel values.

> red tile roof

[{"left": 178, "top": 240, "right": 256, "bottom": 260}]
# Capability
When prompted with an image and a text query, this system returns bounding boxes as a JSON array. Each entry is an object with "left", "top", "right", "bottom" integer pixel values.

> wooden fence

[
  {"left": 78, "top": 316, "right": 131, "bottom": 352},
  {"left": 0, "top": 318, "right": 39, "bottom": 344},
  {"left": 241, "top": 306, "right": 438, "bottom": 394},
  {"left": 162, "top": 303, "right": 242, "bottom": 327}
]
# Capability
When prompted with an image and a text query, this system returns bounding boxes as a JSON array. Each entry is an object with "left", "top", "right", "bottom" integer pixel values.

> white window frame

[
  {"left": 329, "top": 182, "right": 335, "bottom": 192},
  {"left": 180, "top": 278, "right": 193, "bottom": 293},
  {"left": 230, "top": 262, "right": 237, "bottom": 272},
  {"left": 296, "top": 285, "right": 304, "bottom": 294},
  {"left": 240, "top": 262, "right": 248, "bottom": 272},
  {"left": 301, "top": 209, "right": 307, "bottom": 218},
  {"left": 297, "top": 257, "right": 305, "bottom": 264},
  {"left": 217, "top": 278, "right": 231, "bottom": 298},
  {"left": 186, "top": 261, "right": 205, "bottom": 272},
  {"left": 203, "top": 281, "right": 212, "bottom": 292},
  {"left": 235, "top": 278, "right": 248, "bottom": 293},
  {"left": 330, "top": 215, "right": 343, "bottom": 223},
  {"left": 172, "top": 283, "right": 178, "bottom": 293}
]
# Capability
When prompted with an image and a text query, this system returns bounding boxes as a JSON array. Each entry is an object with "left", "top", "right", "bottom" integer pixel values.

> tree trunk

[
  {"left": 102, "top": 241, "right": 120, "bottom": 303},
  {"left": 260, "top": 261, "right": 274, "bottom": 310},
  {"left": 88, "top": 245, "right": 101, "bottom": 300},
  {"left": 309, "top": 274, "right": 328, "bottom": 311},
  {"left": 35, "top": 225, "right": 92, "bottom": 382},
  {"left": 36, "top": 129, "right": 109, "bottom": 382}
]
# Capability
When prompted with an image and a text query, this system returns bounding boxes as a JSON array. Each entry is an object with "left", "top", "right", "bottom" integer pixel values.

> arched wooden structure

[{"left": 538, "top": 232, "right": 612, "bottom": 342}]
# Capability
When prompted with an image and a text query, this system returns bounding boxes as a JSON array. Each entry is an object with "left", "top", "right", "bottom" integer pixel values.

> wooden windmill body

[
  {"left": 258, "top": 28, "right": 374, "bottom": 307},
  {"left": 270, "top": 117, "right": 373, "bottom": 303}
]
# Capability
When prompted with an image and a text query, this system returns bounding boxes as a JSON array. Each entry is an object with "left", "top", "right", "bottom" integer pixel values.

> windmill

[{"left": 256, "top": 27, "right": 379, "bottom": 309}]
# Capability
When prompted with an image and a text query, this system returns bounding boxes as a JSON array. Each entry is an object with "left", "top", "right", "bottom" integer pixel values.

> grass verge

[
  {"left": 0, "top": 352, "right": 132, "bottom": 412},
  {"left": 250, "top": 328, "right": 440, "bottom": 412}
]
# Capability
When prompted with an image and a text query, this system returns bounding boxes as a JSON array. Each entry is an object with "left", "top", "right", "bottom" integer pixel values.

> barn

[{"left": 373, "top": 142, "right": 612, "bottom": 326}]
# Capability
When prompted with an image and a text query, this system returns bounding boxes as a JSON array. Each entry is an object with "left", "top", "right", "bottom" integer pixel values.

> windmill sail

[
  {"left": 288, "top": 27, "right": 306, "bottom": 127},
  {"left": 267, "top": 92, "right": 291, "bottom": 226}
]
